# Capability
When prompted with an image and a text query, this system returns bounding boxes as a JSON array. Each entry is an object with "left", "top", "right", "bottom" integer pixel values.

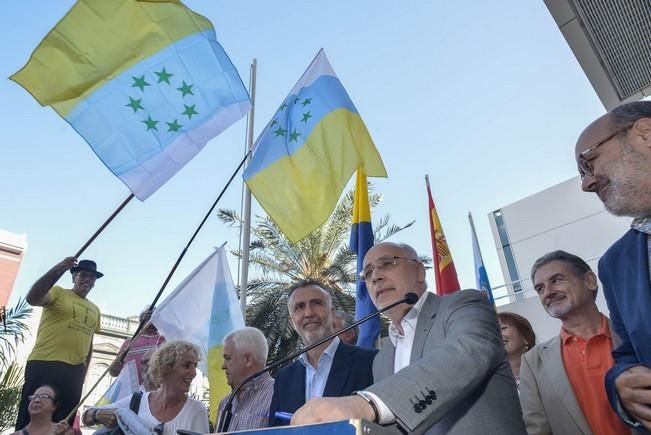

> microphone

[{"left": 216, "top": 292, "right": 419, "bottom": 432}]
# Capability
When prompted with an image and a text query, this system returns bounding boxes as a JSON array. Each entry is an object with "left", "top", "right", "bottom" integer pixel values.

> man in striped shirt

[{"left": 218, "top": 327, "right": 274, "bottom": 431}]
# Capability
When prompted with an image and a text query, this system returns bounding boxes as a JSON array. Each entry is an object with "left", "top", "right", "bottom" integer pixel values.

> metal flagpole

[
  {"left": 468, "top": 212, "right": 485, "bottom": 265},
  {"left": 239, "top": 59, "right": 256, "bottom": 318}
]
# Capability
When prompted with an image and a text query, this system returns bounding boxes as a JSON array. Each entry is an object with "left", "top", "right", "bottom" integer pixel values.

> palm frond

[
  {"left": 0, "top": 362, "right": 23, "bottom": 431},
  {"left": 0, "top": 298, "right": 33, "bottom": 369},
  {"left": 226, "top": 183, "right": 416, "bottom": 362}
]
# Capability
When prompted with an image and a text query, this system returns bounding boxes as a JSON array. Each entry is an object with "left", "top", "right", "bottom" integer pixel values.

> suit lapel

[
  {"left": 376, "top": 337, "right": 396, "bottom": 380},
  {"left": 289, "top": 363, "right": 307, "bottom": 408},
  {"left": 410, "top": 292, "right": 439, "bottom": 362},
  {"left": 540, "top": 337, "right": 591, "bottom": 434},
  {"left": 323, "top": 341, "right": 351, "bottom": 397}
]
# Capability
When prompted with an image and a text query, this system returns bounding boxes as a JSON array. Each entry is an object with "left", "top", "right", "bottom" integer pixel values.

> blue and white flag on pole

[
  {"left": 469, "top": 212, "right": 495, "bottom": 305},
  {"left": 151, "top": 244, "right": 244, "bottom": 423}
]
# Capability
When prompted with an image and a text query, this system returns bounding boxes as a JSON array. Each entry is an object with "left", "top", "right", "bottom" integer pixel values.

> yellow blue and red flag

[
  {"left": 244, "top": 49, "right": 386, "bottom": 242},
  {"left": 350, "top": 168, "right": 378, "bottom": 347},
  {"left": 426, "top": 175, "right": 461, "bottom": 295},
  {"left": 11, "top": 0, "right": 250, "bottom": 200},
  {"left": 150, "top": 245, "right": 244, "bottom": 423}
]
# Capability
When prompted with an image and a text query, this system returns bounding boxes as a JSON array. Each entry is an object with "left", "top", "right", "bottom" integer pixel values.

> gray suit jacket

[
  {"left": 367, "top": 290, "right": 526, "bottom": 435},
  {"left": 519, "top": 321, "right": 632, "bottom": 435}
]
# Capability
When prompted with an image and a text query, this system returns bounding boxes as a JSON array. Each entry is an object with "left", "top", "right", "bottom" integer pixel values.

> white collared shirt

[
  {"left": 299, "top": 336, "right": 340, "bottom": 401},
  {"left": 388, "top": 291, "right": 428, "bottom": 373}
]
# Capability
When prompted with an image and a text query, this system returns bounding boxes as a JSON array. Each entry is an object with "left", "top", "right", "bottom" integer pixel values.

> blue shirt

[{"left": 299, "top": 336, "right": 341, "bottom": 401}]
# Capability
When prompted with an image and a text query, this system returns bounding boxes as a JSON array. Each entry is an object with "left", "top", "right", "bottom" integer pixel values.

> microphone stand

[{"left": 216, "top": 292, "right": 418, "bottom": 433}]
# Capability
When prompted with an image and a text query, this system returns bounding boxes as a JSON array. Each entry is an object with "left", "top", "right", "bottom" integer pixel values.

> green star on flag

[
  {"left": 301, "top": 111, "right": 312, "bottom": 123},
  {"left": 270, "top": 119, "right": 278, "bottom": 127},
  {"left": 182, "top": 104, "right": 199, "bottom": 120},
  {"left": 289, "top": 129, "right": 301, "bottom": 142},
  {"left": 273, "top": 127, "right": 287, "bottom": 137},
  {"left": 154, "top": 67, "right": 174, "bottom": 84},
  {"left": 132, "top": 75, "right": 150, "bottom": 92},
  {"left": 177, "top": 81, "right": 194, "bottom": 97},
  {"left": 126, "top": 97, "right": 144, "bottom": 113},
  {"left": 142, "top": 116, "right": 158, "bottom": 131},
  {"left": 301, "top": 98, "right": 312, "bottom": 107},
  {"left": 166, "top": 119, "right": 183, "bottom": 132},
  {"left": 279, "top": 102, "right": 288, "bottom": 111}
]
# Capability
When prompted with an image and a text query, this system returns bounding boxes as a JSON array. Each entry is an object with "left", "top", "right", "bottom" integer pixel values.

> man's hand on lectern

[{"left": 292, "top": 396, "right": 374, "bottom": 425}]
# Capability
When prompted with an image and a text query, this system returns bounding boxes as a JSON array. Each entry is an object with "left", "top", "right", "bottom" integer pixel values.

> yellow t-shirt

[{"left": 29, "top": 286, "right": 101, "bottom": 365}]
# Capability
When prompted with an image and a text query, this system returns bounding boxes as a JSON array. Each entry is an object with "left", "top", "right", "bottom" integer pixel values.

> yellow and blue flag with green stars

[
  {"left": 11, "top": 0, "right": 250, "bottom": 200},
  {"left": 244, "top": 49, "right": 386, "bottom": 242}
]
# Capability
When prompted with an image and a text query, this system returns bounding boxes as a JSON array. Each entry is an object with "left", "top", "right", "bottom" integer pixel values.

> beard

[
  {"left": 600, "top": 142, "right": 651, "bottom": 218},
  {"left": 544, "top": 300, "right": 572, "bottom": 318}
]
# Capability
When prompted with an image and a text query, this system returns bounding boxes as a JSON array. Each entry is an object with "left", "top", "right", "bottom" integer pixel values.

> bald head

[
  {"left": 575, "top": 113, "right": 616, "bottom": 159},
  {"left": 366, "top": 242, "right": 419, "bottom": 261},
  {"left": 575, "top": 101, "right": 651, "bottom": 218},
  {"left": 577, "top": 102, "right": 651, "bottom": 158},
  {"left": 363, "top": 242, "right": 426, "bottom": 323}
]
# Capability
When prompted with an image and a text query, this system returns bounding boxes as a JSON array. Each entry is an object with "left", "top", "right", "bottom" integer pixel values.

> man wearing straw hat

[{"left": 16, "top": 257, "right": 103, "bottom": 428}]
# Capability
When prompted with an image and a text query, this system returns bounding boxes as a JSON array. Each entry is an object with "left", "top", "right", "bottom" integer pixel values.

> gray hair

[
  {"left": 530, "top": 250, "right": 598, "bottom": 298},
  {"left": 224, "top": 327, "right": 269, "bottom": 365},
  {"left": 333, "top": 309, "right": 355, "bottom": 328},
  {"left": 365, "top": 242, "right": 428, "bottom": 290},
  {"left": 610, "top": 101, "right": 651, "bottom": 130},
  {"left": 287, "top": 279, "right": 333, "bottom": 302},
  {"left": 333, "top": 309, "right": 358, "bottom": 342}
]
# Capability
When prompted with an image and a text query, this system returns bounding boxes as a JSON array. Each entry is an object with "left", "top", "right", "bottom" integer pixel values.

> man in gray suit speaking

[{"left": 292, "top": 242, "right": 526, "bottom": 434}]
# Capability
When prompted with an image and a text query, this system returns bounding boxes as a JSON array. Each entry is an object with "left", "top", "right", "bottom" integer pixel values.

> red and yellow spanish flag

[{"left": 426, "top": 175, "right": 460, "bottom": 295}]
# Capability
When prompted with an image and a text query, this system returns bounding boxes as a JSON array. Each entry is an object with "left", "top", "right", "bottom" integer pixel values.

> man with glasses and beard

[
  {"left": 576, "top": 101, "right": 651, "bottom": 431},
  {"left": 268, "top": 280, "right": 377, "bottom": 426}
]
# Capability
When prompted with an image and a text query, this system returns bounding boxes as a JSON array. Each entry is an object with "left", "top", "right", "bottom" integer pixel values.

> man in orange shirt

[{"left": 519, "top": 250, "right": 631, "bottom": 434}]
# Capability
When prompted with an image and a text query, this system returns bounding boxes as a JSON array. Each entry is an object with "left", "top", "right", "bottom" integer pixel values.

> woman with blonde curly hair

[{"left": 83, "top": 340, "right": 209, "bottom": 435}]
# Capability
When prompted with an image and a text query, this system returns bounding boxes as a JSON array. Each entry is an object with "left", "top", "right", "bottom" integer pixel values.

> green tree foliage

[{"left": 0, "top": 298, "right": 33, "bottom": 430}]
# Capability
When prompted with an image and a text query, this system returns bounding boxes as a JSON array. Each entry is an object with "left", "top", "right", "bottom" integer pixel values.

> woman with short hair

[
  {"left": 498, "top": 312, "right": 536, "bottom": 386},
  {"left": 83, "top": 340, "right": 209, "bottom": 435}
]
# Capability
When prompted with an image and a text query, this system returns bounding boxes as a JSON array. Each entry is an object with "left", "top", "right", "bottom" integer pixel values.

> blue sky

[{"left": 2, "top": 1, "right": 606, "bottom": 317}]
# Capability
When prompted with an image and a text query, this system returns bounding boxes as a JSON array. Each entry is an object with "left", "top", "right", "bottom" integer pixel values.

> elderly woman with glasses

[
  {"left": 12, "top": 385, "right": 71, "bottom": 435},
  {"left": 83, "top": 340, "right": 209, "bottom": 435}
]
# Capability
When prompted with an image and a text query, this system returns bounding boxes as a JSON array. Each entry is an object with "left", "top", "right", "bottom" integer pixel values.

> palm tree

[
  {"left": 0, "top": 298, "right": 33, "bottom": 430},
  {"left": 218, "top": 187, "right": 424, "bottom": 363},
  {"left": 0, "top": 298, "right": 32, "bottom": 369}
]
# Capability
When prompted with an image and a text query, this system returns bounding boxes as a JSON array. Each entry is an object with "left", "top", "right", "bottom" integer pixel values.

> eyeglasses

[
  {"left": 153, "top": 422, "right": 165, "bottom": 435},
  {"left": 578, "top": 126, "right": 630, "bottom": 179},
  {"left": 28, "top": 393, "right": 54, "bottom": 402},
  {"left": 360, "top": 256, "right": 420, "bottom": 282}
]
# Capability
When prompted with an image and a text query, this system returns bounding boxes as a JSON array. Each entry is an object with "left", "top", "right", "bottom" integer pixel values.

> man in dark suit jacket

[
  {"left": 268, "top": 280, "right": 376, "bottom": 426},
  {"left": 576, "top": 101, "right": 651, "bottom": 431}
]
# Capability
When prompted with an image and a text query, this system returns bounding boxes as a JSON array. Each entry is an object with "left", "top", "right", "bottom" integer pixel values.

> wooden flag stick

[{"left": 74, "top": 193, "right": 135, "bottom": 258}]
